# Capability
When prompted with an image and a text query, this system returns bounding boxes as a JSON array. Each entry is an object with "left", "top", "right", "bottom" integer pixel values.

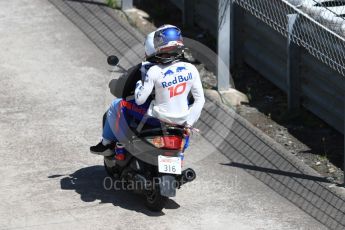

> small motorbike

[{"left": 92, "top": 56, "right": 196, "bottom": 212}]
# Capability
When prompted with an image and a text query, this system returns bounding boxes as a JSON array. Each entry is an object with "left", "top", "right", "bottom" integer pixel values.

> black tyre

[
  {"left": 103, "top": 159, "right": 120, "bottom": 179},
  {"left": 144, "top": 187, "right": 168, "bottom": 212}
]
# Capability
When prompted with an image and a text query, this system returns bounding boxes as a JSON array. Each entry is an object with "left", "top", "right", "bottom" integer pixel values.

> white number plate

[{"left": 158, "top": 155, "right": 182, "bottom": 175}]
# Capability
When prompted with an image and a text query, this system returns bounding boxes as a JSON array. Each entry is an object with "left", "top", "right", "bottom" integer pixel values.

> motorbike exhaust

[{"left": 179, "top": 168, "right": 196, "bottom": 185}]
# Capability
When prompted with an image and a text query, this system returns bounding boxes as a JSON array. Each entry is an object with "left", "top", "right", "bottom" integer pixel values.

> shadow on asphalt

[
  {"left": 48, "top": 166, "right": 180, "bottom": 216},
  {"left": 223, "top": 162, "right": 331, "bottom": 183},
  {"left": 65, "top": 0, "right": 107, "bottom": 6},
  {"left": 49, "top": 0, "right": 144, "bottom": 69}
]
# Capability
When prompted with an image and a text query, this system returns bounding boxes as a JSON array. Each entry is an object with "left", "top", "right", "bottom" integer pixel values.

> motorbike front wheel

[{"left": 145, "top": 187, "right": 168, "bottom": 212}]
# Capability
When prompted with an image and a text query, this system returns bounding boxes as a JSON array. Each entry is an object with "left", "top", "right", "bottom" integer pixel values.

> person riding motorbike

[{"left": 90, "top": 25, "right": 205, "bottom": 156}]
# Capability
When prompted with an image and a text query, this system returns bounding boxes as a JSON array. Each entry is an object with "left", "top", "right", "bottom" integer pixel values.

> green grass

[{"left": 106, "top": 0, "right": 120, "bottom": 9}]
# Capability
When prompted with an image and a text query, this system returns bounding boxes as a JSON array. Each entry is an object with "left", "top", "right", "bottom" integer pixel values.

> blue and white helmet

[
  {"left": 144, "top": 25, "right": 184, "bottom": 58},
  {"left": 144, "top": 31, "right": 156, "bottom": 57}
]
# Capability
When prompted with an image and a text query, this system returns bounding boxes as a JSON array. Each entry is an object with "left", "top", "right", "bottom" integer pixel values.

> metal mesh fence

[{"left": 233, "top": 0, "right": 345, "bottom": 76}]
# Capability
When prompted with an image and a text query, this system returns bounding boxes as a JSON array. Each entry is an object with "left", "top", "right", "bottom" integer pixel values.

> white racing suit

[
  {"left": 102, "top": 61, "right": 205, "bottom": 143},
  {"left": 135, "top": 61, "right": 205, "bottom": 126}
]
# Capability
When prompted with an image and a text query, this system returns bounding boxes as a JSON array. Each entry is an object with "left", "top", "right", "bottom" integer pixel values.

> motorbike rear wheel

[
  {"left": 145, "top": 187, "right": 168, "bottom": 212},
  {"left": 103, "top": 159, "right": 120, "bottom": 179}
]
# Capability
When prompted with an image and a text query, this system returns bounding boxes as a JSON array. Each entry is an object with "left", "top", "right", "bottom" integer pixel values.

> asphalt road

[{"left": 0, "top": 0, "right": 329, "bottom": 229}]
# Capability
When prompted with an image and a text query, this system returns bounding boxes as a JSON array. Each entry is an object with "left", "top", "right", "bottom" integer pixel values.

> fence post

[
  {"left": 182, "top": 0, "right": 194, "bottom": 28},
  {"left": 230, "top": 2, "right": 237, "bottom": 71},
  {"left": 287, "top": 14, "right": 301, "bottom": 113},
  {"left": 217, "top": 0, "right": 232, "bottom": 91},
  {"left": 230, "top": 2, "right": 244, "bottom": 77},
  {"left": 121, "top": 0, "right": 133, "bottom": 11}
]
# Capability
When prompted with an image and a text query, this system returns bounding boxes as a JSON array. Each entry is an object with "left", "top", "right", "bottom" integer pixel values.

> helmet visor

[{"left": 153, "top": 27, "right": 183, "bottom": 49}]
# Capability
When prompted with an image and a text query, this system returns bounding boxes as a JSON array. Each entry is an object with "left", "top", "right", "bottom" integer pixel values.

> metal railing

[{"left": 234, "top": 0, "right": 345, "bottom": 76}]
